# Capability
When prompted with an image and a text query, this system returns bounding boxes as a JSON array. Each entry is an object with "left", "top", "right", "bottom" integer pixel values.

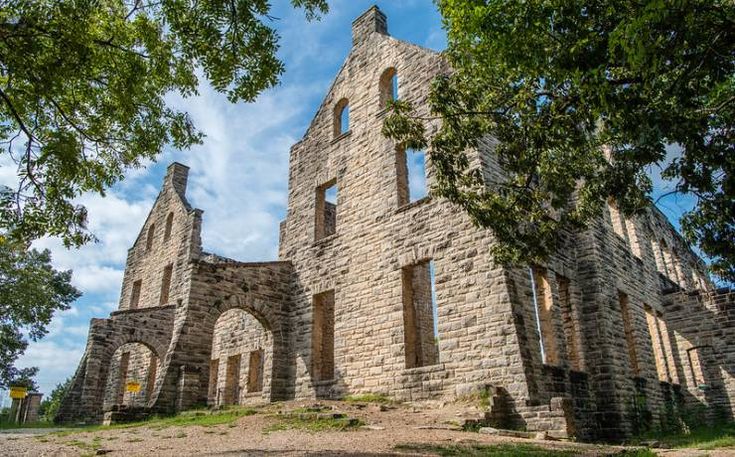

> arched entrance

[
  {"left": 207, "top": 308, "right": 272, "bottom": 406},
  {"left": 103, "top": 342, "right": 161, "bottom": 410}
]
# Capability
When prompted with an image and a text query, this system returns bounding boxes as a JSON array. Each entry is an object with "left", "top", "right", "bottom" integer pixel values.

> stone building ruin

[{"left": 58, "top": 7, "right": 735, "bottom": 441}]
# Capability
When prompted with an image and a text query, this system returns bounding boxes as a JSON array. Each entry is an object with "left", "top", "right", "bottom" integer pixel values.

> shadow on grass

[
  {"left": 634, "top": 421, "right": 735, "bottom": 450},
  {"left": 394, "top": 443, "right": 656, "bottom": 457}
]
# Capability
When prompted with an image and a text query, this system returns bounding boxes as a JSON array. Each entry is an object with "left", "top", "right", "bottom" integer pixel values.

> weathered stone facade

[{"left": 58, "top": 6, "right": 735, "bottom": 441}]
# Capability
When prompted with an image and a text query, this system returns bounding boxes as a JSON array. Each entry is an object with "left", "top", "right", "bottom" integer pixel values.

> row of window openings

[
  {"left": 531, "top": 273, "right": 709, "bottom": 388},
  {"left": 608, "top": 202, "right": 706, "bottom": 290},
  {"left": 314, "top": 147, "right": 428, "bottom": 241},
  {"left": 207, "top": 350, "right": 264, "bottom": 406},
  {"left": 333, "top": 68, "right": 398, "bottom": 137},
  {"left": 144, "top": 212, "right": 175, "bottom": 251},
  {"left": 619, "top": 290, "right": 709, "bottom": 387},
  {"left": 129, "top": 264, "right": 173, "bottom": 309},
  {"left": 116, "top": 352, "right": 158, "bottom": 404},
  {"left": 311, "top": 260, "right": 438, "bottom": 381}
]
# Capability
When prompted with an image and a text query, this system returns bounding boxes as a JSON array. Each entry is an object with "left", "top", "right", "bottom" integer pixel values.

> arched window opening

[
  {"left": 334, "top": 98, "right": 349, "bottom": 137},
  {"left": 379, "top": 67, "right": 398, "bottom": 108},
  {"left": 164, "top": 212, "right": 174, "bottom": 241},
  {"left": 208, "top": 309, "right": 271, "bottom": 406},
  {"left": 146, "top": 223, "right": 155, "bottom": 251},
  {"left": 103, "top": 342, "right": 160, "bottom": 409}
]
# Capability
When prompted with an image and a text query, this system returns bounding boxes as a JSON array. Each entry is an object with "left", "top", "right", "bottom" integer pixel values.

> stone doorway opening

[{"left": 208, "top": 308, "right": 271, "bottom": 406}]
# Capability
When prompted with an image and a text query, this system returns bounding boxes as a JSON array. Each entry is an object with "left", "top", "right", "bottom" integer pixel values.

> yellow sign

[
  {"left": 9, "top": 386, "right": 27, "bottom": 399},
  {"left": 126, "top": 382, "right": 141, "bottom": 393}
]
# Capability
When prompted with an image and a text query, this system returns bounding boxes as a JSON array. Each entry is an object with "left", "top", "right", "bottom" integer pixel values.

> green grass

[
  {"left": 46, "top": 406, "right": 258, "bottom": 438},
  {"left": 634, "top": 422, "right": 735, "bottom": 450},
  {"left": 394, "top": 444, "right": 656, "bottom": 457},
  {"left": 263, "top": 414, "right": 364, "bottom": 433},
  {"left": 342, "top": 393, "right": 396, "bottom": 404},
  {"left": 0, "top": 420, "right": 61, "bottom": 429}
]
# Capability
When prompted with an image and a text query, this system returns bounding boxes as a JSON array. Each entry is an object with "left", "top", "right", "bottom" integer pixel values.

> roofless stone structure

[{"left": 58, "top": 6, "right": 735, "bottom": 441}]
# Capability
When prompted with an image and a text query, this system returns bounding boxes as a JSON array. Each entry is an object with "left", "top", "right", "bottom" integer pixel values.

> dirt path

[{"left": 1, "top": 401, "right": 732, "bottom": 456}]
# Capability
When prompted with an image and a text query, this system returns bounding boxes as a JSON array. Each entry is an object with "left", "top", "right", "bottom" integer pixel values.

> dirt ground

[{"left": 1, "top": 400, "right": 733, "bottom": 456}]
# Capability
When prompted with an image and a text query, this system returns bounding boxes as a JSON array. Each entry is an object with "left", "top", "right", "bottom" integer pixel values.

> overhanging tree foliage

[
  {"left": 384, "top": 0, "right": 734, "bottom": 282},
  {"left": 0, "top": 237, "right": 80, "bottom": 388},
  {"left": 0, "top": 0, "right": 328, "bottom": 246}
]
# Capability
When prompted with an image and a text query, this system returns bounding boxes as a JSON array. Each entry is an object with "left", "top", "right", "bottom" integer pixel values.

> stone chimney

[
  {"left": 352, "top": 5, "right": 388, "bottom": 47},
  {"left": 165, "top": 162, "right": 189, "bottom": 198}
]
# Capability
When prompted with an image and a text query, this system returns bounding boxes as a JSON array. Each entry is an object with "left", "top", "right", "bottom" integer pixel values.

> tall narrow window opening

[
  {"left": 145, "top": 355, "right": 158, "bottom": 401},
  {"left": 530, "top": 267, "right": 560, "bottom": 365},
  {"left": 619, "top": 292, "right": 640, "bottom": 375},
  {"left": 396, "top": 147, "right": 428, "bottom": 207},
  {"left": 558, "top": 275, "right": 582, "bottom": 371},
  {"left": 312, "top": 290, "right": 335, "bottom": 381},
  {"left": 402, "top": 260, "right": 439, "bottom": 368},
  {"left": 608, "top": 200, "right": 629, "bottom": 242},
  {"left": 657, "top": 312, "right": 679, "bottom": 384},
  {"left": 315, "top": 179, "right": 337, "bottom": 240},
  {"left": 247, "top": 349, "right": 264, "bottom": 393},
  {"left": 130, "top": 280, "right": 142, "bottom": 309},
  {"left": 117, "top": 351, "right": 130, "bottom": 404},
  {"left": 224, "top": 354, "right": 241, "bottom": 405},
  {"left": 645, "top": 305, "right": 669, "bottom": 382},
  {"left": 146, "top": 224, "right": 155, "bottom": 251},
  {"left": 334, "top": 98, "right": 349, "bottom": 137},
  {"left": 208, "top": 359, "right": 220, "bottom": 405},
  {"left": 626, "top": 218, "right": 642, "bottom": 258},
  {"left": 159, "top": 264, "right": 173, "bottom": 305},
  {"left": 164, "top": 212, "right": 174, "bottom": 241},
  {"left": 379, "top": 67, "right": 398, "bottom": 108}
]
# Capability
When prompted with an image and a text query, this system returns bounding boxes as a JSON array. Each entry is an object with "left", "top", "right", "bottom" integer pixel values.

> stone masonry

[{"left": 57, "top": 6, "right": 735, "bottom": 441}]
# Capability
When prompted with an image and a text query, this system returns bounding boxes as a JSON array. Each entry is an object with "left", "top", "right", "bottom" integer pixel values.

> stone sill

[
  {"left": 313, "top": 232, "right": 338, "bottom": 247},
  {"left": 401, "top": 362, "right": 445, "bottom": 376},
  {"left": 312, "top": 379, "right": 336, "bottom": 387},
  {"left": 395, "top": 196, "right": 432, "bottom": 214},
  {"left": 330, "top": 130, "right": 352, "bottom": 145},
  {"left": 111, "top": 303, "right": 176, "bottom": 316}
]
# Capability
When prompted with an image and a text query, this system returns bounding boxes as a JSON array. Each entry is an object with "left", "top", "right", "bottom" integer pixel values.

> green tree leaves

[
  {"left": 384, "top": 0, "right": 734, "bottom": 282},
  {"left": 0, "top": 237, "right": 81, "bottom": 388},
  {"left": 0, "top": 0, "right": 328, "bottom": 246}
]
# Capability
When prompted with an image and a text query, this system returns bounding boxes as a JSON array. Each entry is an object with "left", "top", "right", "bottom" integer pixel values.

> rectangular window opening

[
  {"left": 619, "top": 291, "right": 640, "bottom": 376},
  {"left": 247, "top": 349, "right": 264, "bottom": 393},
  {"left": 315, "top": 179, "right": 337, "bottom": 240},
  {"left": 657, "top": 312, "right": 679, "bottom": 384},
  {"left": 402, "top": 260, "right": 439, "bottom": 369},
  {"left": 312, "top": 290, "right": 335, "bottom": 382},
  {"left": 130, "top": 280, "right": 142, "bottom": 309},
  {"left": 224, "top": 354, "right": 241, "bottom": 405},
  {"left": 117, "top": 351, "right": 131, "bottom": 404},
  {"left": 645, "top": 305, "right": 669, "bottom": 382},
  {"left": 530, "top": 267, "right": 560, "bottom": 365},
  {"left": 208, "top": 359, "right": 219, "bottom": 405},
  {"left": 557, "top": 275, "right": 582, "bottom": 371},
  {"left": 397, "top": 148, "right": 428, "bottom": 207},
  {"left": 145, "top": 355, "right": 158, "bottom": 401},
  {"left": 159, "top": 264, "right": 173, "bottom": 305}
]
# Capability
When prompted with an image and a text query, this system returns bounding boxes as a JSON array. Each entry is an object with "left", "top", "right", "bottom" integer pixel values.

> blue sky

[{"left": 1, "top": 1, "right": 697, "bottom": 400}]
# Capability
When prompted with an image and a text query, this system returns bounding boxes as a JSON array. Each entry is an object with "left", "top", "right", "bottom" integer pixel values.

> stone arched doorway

[
  {"left": 103, "top": 342, "right": 161, "bottom": 410},
  {"left": 207, "top": 309, "right": 272, "bottom": 406}
]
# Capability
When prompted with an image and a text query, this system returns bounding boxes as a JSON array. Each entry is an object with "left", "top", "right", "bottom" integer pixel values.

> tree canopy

[
  {"left": 0, "top": 237, "right": 80, "bottom": 388},
  {"left": 0, "top": 0, "right": 328, "bottom": 246},
  {"left": 384, "top": 0, "right": 734, "bottom": 282}
]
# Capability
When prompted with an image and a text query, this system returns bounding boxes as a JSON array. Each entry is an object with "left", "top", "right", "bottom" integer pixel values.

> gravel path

[{"left": 1, "top": 401, "right": 731, "bottom": 456}]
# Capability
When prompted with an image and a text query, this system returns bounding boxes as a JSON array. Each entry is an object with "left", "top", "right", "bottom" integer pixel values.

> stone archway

[
  {"left": 208, "top": 308, "right": 272, "bottom": 406},
  {"left": 103, "top": 342, "right": 161, "bottom": 410}
]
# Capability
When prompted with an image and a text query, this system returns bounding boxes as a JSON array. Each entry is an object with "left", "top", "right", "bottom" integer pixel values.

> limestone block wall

[
  {"left": 664, "top": 289, "right": 735, "bottom": 421},
  {"left": 117, "top": 163, "right": 202, "bottom": 311},
  {"left": 279, "top": 7, "right": 533, "bottom": 413}
]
